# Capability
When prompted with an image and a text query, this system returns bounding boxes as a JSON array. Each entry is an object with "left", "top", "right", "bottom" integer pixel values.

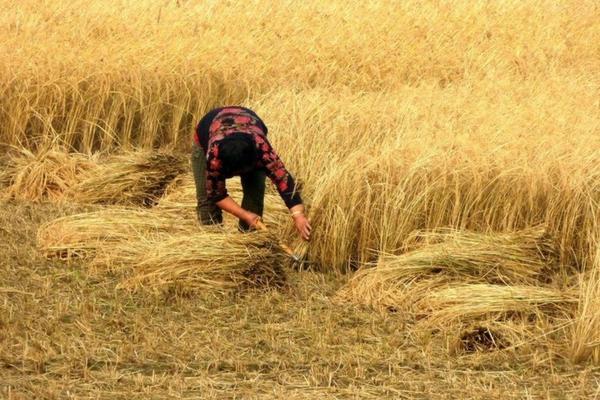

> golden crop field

[{"left": 1, "top": 0, "right": 599, "bottom": 398}]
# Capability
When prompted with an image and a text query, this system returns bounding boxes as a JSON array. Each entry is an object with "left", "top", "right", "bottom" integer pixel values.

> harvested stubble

[
  {"left": 37, "top": 208, "right": 197, "bottom": 259},
  {"left": 439, "top": 314, "right": 569, "bottom": 357},
  {"left": 337, "top": 226, "right": 558, "bottom": 311},
  {"left": 69, "top": 151, "right": 186, "bottom": 206},
  {"left": 98, "top": 231, "right": 287, "bottom": 293},
  {"left": 0, "top": 148, "right": 96, "bottom": 202}
]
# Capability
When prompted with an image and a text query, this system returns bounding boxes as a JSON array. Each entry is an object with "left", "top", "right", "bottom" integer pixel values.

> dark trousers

[{"left": 191, "top": 145, "right": 266, "bottom": 230}]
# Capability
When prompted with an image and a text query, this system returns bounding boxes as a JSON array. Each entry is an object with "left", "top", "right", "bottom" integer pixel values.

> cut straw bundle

[
  {"left": 158, "top": 173, "right": 197, "bottom": 208},
  {"left": 69, "top": 152, "right": 186, "bottom": 206},
  {"left": 37, "top": 208, "right": 197, "bottom": 259},
  {"left": 0, "top": 148, "right": 96, "bottom": 202},
  {"left": 336, "top": 227, "right": 577, "bottom": 355},
  {"left": 97, "top": 231, "right": 286, "bottom": 293},
  {"left": 571, "top": 244, "right": 600, "bottom": 363},
  {"left": 337, "top": 226, "right": 557, "bottom": 311},
  {"left": 398, "top": 226, "right": 557, "bottom": 283},
  {"left": 416, "top": 284, "right": 576, "bottom": 325},
  {"left": 37, "top": 208, "right": 286, "bottom": 293}
]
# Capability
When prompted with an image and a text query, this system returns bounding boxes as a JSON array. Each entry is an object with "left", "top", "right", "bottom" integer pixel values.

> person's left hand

[{"left": 293, "top": 213, "right": 312, "bottom": 241}]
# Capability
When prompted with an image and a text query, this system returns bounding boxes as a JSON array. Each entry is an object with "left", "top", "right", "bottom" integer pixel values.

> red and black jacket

[{"left": 194, "top": 106, "right": 302, "bottom": 209}]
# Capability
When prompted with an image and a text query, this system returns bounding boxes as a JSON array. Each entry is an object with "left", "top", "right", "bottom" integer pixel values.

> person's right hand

[
  {"left": 243, "top": 211, "right": 261, "bottom": 228},
  {"left": 293, "top": 213, "right": 312, "bottom": 241}
]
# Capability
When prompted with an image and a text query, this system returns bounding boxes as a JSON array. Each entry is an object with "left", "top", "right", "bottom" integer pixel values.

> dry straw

[
  {"left": 3, "top": 1, "right": 598, "bottom": 152},
  {"left": 401, "top": 226, "right": 558, "bottom": 283},
  {"left": 0, "top": 147, "right": 96, "bottom": 202},
  {"left": 101, "top": 231, "right": 286, "bottom": 293},
  {"left": 4, "top": 0, "right": 600, "bottom": 367},
  {"left": 571, "top": 243, "right": 600, "bottom": 363},
  {"left": 337, "top": 226, "right": 558, "bottom": 311},
  {"left": 416, "top": 284, "right": 576, "bottom": 326},
  {"left": 37, "top": 208, "right": 197, "bottom": 259},
  {"left": 336, "top": 227, "right": 578, "bottom": 356},
  {"left": 438, "top": 314, "right": 570, "bottom": 357},
  {"left": 68, "top": 151, "right": 186, "bottom": 206},
  {"left": 37, "top": 207, "right": 287, "bottom": 292}
]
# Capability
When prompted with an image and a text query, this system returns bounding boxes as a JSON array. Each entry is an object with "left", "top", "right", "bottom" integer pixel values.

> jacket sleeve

[
  {"left": 205, "top": 143, "right": 228, "bottom": 202},
  {"left": 254, "top": 134, "right": 302, "bottom": 209}
]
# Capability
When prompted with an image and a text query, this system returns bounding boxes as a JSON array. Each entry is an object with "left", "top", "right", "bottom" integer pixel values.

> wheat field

[{"left": 1, "top": 1, "right": 599, "bottom": 398}]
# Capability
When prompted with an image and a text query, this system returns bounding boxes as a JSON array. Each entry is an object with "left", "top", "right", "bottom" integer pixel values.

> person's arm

[
  {"left": 216, "top": 196, "right": 260, "bottom": 227},
  {"left": 255, "top": 135, "right": 311, "bottom": 240}
]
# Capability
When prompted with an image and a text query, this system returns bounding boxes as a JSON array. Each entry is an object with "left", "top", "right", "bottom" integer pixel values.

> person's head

[{"left": 218, "top": 133, "right": 257, "bottom": 176}]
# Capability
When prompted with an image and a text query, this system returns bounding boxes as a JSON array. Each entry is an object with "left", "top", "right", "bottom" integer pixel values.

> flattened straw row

[
  {"left": 399, "top": 226, "right": 557, "bottom": 282},
  {"left": 99, "top": 232, "right": 286, "bottom": 293},
  {"left": 1, "top": 149, "right": 187, "bottom": 206},
  {"left": 37, "top": 209, "right": 286, "bottom": 292},
  {"left": 37, "top": 208, "right": 198, "bottom": 259},
  {"left": 571, "top": 243, "right": 600, "bottom": 363},
  {"left": 336, "top": 276, "right": 449, "bottom": 313},
  {"left": 69, "top": 151, "right": 187, "bottom": 206},
  {"left": 444, "top": 316, "right": 567, "bottom": 355},
  {"left": 157, "top": 173, "right": 197, "bottom": 207},
  {"left": 340, "top": 226, "right": 556, "bottom": 308},
  {"left": 416, "top": 284, "right": 577, "bottom": 326},
  {"left": 337, "top": 226, "right": 562, "bottom": 315}
]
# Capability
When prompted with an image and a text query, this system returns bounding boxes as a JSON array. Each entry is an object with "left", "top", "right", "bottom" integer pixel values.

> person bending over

[{"left": 191, "top": 106, "right": 311, "bottom": 241}]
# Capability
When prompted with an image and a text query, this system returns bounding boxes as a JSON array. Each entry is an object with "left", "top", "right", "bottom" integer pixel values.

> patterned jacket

[{"left": 194, "top": 106, "right": 302, "bottom": 209}]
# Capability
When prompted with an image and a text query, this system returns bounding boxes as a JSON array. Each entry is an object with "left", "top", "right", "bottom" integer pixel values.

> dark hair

[{"left": 218, "top": 133, "right": 257, "bottom": 175}]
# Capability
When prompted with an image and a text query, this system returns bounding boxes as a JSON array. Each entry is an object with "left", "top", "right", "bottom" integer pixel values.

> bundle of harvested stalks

[
  {"left": 158, "top": 173, "right": 197, "bottom": 207},
  {"left": 401, "top": 226, "right": 557, "bottom": 282},
  {"left": 69, "top": 151, "right": 186, "bottom": 206},
  {"left": 0, "top": 148, "right": 96, "bottom": 202},
  {"left": 416, "top": 284, "right": 577, "bottom": 325},
  {"left": 571, "top": 245, "right": 600, "bottom": 363},
  {"left": 337, "top": 226, "right": 557, "bottom": 310},
  {"left": 94, "top": 231, "right": 286, "bottom": 293},
  {"left": 37, "top": 208, "right": 197, "bottom": 259}
]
